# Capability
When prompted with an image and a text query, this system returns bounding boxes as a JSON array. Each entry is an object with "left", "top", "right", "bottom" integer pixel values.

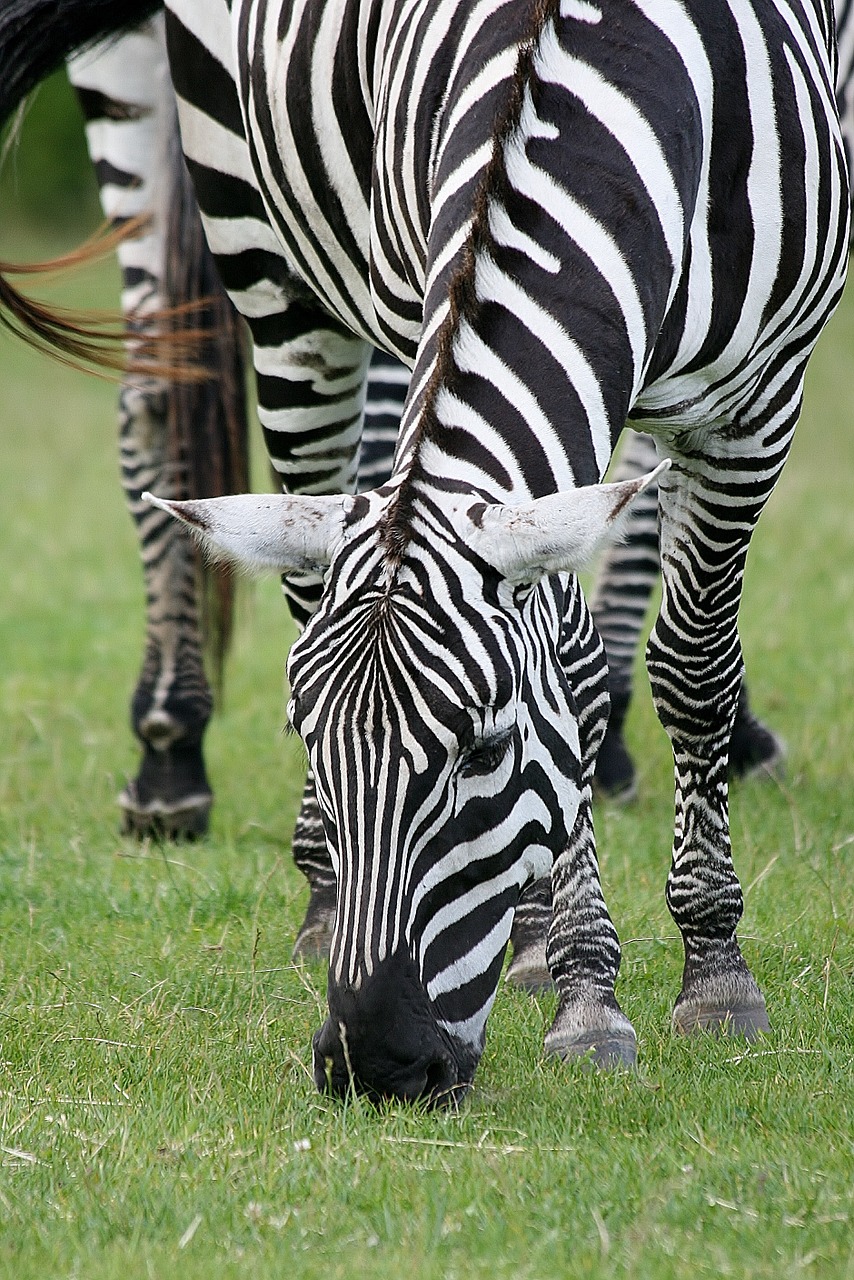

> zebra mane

[{"left": 380, "top": 0, "right": 561, "bottom": 563}]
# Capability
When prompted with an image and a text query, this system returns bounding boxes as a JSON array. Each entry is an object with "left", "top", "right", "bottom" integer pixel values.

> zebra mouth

[
  {"left": 312, "top": 948, "right": 482, "bottom": 1107},
  {"left": 312, "top": 1030, "right": 471, "bottom": 1108},
  {"left": 311, "top": 1016, "right": 475, "bottom": 1108}
]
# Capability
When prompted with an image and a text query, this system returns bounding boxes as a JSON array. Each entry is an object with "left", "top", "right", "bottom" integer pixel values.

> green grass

[{"left": 0, "top": 230, "right": 852, "bottom": 1279}]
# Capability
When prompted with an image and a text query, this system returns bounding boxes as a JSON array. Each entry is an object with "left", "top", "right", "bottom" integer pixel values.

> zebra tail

[
  {"left": 0, "top": 0, "right": 161, "bottom": 121},
  {"left": 0, "top": 0, "right": 219, "bottom": 379},
  {"left": 163, "top": 115, "right": 250, "bottom": 699}
]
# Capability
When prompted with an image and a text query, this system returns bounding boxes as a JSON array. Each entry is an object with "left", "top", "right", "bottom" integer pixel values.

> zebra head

[{"left": 145, "top": 461, "right": 666, "bottom": 1105}]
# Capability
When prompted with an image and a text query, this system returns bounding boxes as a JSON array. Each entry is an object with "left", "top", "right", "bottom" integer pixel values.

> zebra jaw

[
  {"left": 462, "top": 459, "right": 671, "bottom": 585},
  {"left": 141, "top": 491, "right": 354, "bottom": 574}
]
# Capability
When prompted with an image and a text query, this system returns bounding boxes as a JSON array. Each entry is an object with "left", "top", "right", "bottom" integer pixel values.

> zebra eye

[{"left": 459, "top": 728, "right": 514, "bottom": 777}]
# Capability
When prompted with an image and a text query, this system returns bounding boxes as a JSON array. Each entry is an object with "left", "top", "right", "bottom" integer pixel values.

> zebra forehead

[{"left": 294, "top": 611, "right": 513, "bottom": 727}]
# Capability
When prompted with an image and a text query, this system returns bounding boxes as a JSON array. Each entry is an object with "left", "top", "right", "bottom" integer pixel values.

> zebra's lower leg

[
  {"left": 118, "top": 382, "right": 214, "bottom": 838},
  {"left": 539, "top": 578, "right": 636, "bottom": 1066},
  {"left": 291, "top": 771, "right": 337, "bottom": 959},
  {"left": 506, "top": 876, "right": 552, "bottom": 993},
  {"left": 590, "top": 430, "right": 662, "bottom": 801},
  {"left": 647, "top": 448, "right": 786, "bottom": 1037}
]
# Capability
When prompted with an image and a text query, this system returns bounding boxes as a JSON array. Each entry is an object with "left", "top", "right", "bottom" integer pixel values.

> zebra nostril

[{"left": 422, "top": 1056, "right": 460, "bottom": 1108}]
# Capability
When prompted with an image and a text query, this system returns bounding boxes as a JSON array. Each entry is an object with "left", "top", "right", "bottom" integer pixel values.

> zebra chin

[{"left": 311, "top": 951, "right": 480, "bottom": 1108}]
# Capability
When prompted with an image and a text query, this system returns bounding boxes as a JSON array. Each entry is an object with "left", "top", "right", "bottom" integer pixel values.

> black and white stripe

[
  {"left": 588, "top": 0, "right": 854, "bottom": 803},
  {"left": 66, "top": 24, "right": 406, "bottom": 838}
]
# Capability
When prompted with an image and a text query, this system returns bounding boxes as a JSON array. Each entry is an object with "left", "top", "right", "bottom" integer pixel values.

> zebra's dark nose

[{"left": 311, "top": 951, "right": 469, "bottom": 1107}]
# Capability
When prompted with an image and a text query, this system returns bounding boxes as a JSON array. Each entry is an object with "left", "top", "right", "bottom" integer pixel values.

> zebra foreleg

[
  {"left": 541, "top": 578, "right": 637, "bottom": 1067},
  {"left": 647, "top": 449, "right": 779, "bottom": 1039}
]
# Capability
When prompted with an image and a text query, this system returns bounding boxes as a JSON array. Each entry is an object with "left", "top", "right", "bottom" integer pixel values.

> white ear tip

[
  {"left": 642, "top": 457, "right": 671, "bottom": 487},
  {"left": 141, "top": 491, "right": 169, "bottom": 513}
]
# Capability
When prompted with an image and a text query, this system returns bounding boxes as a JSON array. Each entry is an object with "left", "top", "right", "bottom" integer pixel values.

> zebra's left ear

[
  {"left": 142, "top": 491, "right": 353, "bottom": 574},
  {"left": 463, "top": 459, "right": 670, "bottom": 585}
]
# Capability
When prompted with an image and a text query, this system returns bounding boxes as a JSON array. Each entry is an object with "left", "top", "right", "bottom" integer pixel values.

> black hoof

[
  {"left": 593, "top": 726, "right": 637, "bottom": 804},
  {"left": 729, "top": 688, "right": 785, "bottom": 781},
  {"left": 120, "top": 740, "right": 213, "bottom": 841},
  {"left": 673, "top": 1000, "right": 770, "bottom": 1039},
  {"left": 119, "top": 783, "right": 212, "bottom": 841}
]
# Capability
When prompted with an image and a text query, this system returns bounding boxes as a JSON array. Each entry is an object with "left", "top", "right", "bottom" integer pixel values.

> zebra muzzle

[{"left": 312, "top": 953, "right": 472, "bottom": 1107}]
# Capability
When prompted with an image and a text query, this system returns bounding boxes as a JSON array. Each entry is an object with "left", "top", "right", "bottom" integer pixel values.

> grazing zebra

[
  {"left": 0, "top": 0, "right": 848, "bottom": 1106},
  {"left": 65, "top": 23, "right": 249, "bottom": 838},
  {"left": 591, "top": 0, "right": 854, "bottom": 803},
  {"left": 29, "top": 23, "right": 407, "bottom": 839}
]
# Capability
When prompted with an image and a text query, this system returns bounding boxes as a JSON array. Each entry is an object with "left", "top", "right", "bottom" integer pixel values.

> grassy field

[{"left": 0, "top": 230, "right": 852, "bottom": 1280}]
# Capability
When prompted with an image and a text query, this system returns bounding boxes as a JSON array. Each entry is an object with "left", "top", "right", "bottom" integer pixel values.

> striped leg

[
  {"left": 590, "top": 430, "right": 784, "bottom": 802},
  {"left": 589, "top": 430, "right": 662, "bottom": 801},
  {"left": 291, "top": 348, "right": 406, "bottom": 959},
  {"left": 540, "top": 578, "right": 636, "bottom": 1066},
  {"left": 647, "top": 426, "right": 795, "bottom": 1037},
  {"left": 69, "top": 22, "right": 247, "bottom": 838}
]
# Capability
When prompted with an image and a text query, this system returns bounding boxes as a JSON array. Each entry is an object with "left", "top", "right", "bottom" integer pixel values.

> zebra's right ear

[
  {"left": 462, "top": 460, "right": 670, "bottom": 585},
  {"left": 142, "top": 492, "right": 353, "bottom": 574}
]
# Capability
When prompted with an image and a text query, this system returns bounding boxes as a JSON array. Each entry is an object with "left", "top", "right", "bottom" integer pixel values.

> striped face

[
  {"left": 287, "top": 489, "right": 584, "bottom": 1104},
  {"left": 145, "top": 465, "right": 663, "bottom": 1102}
]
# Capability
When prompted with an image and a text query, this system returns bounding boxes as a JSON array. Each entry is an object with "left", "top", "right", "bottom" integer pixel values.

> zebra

[
  {"left": 591, "top": 0, "right": 854, "bottom": 803},
  {"left": 64, "top": 25, "right": 249, "bottom": 839},
  {"left": 0, "top": 0, "right": 848, "bottom": 1106},
  {"left": 24, "top": 24, "right": 408, "bottom": 840}
]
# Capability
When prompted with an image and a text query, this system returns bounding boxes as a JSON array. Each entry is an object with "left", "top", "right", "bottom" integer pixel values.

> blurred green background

[{"left": 0, "top": 69, "right": 101, "bottom": 233}]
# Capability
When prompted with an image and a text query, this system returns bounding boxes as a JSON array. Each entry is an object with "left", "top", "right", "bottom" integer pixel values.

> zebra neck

[{"left": 380, "top": 0, "right": 670, "bottom": 550}]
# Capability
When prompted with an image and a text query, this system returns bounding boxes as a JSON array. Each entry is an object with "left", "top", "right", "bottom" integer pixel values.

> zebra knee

[{"left": 645, "top": 619, "right": 741, "bottom": 752}]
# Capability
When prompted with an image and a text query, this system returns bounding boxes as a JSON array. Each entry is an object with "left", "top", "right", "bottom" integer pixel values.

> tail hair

[
  {"left": 0, "top": 0, "right": 161, "bottom": 122},
  {"left": 162, "top": 117, "right": 250, "bottom": 697},
  {"left": 0, "top": 0, "right": 173, "bottom": 375}
]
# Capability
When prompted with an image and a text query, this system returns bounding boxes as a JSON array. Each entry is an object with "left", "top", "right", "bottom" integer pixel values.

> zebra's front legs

[
  {"left": 544, "top": 791, "right": 637, "bottom": 1067},
  {"left": 647, "top": 453, "right": 776, "bottom": 1039},
  {"left": 540, "top": 578, "right": 637, "bottom": 1067},
  {"left": 663, "top": 741, "right": 768, "bottom": 1037}
]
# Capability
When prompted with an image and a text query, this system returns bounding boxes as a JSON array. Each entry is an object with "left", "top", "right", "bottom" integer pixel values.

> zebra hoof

[
  {"left": 593, "top": 717, "right": 637, "bottom": 805},
  {"left": 292, "top": 886, "right": 336, "bottom": 962},
  {"left": 545, "top": 1029, "right": 638, "bottom": 1070},
  {"left": 118, "top": 784, "right": 213, "bottom": 841},
  {"left": 673, "top": 999, "right": 770, "bottom": 1039},
  {"left": 505, "top": 945, "right": 553, "bottom": 994},
  {"left": 545, "top": 995, "right": 637, "bottom": 1070}
]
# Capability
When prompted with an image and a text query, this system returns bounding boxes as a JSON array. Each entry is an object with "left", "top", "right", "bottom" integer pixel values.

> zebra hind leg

[
  {"left": 118, "top": 384, "right": 214, "bottom": 840},
  {"left": 589, "top": 430, "right": 661, "bottom": 803},
  {"left": 70, "top": 23, "right": 248, "bottom": 840},
  {"left": 506, "top": 876, "right": 552, "bottom": 993}
]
